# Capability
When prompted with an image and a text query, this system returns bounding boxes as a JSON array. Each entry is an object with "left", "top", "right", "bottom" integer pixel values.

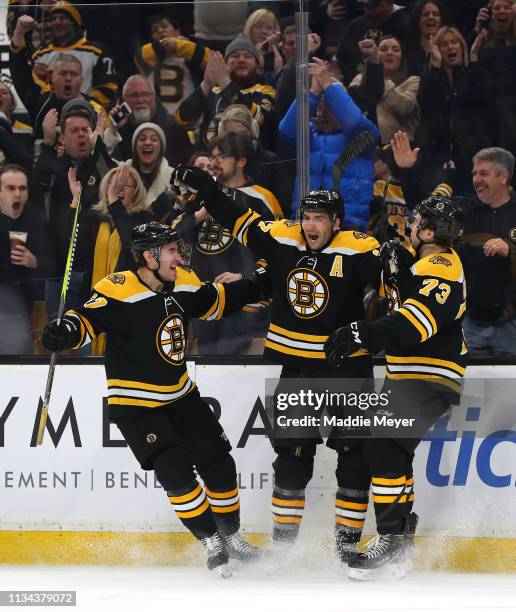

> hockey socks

[
  {"left": 335, "top": 487, "right": 369, "bottom": 563},
  {"left": 371, "top": 474, "right": 414, "bottom": 534},
  {"left": 168, "top": 482, "right": 216, "bottom": 540},
  {"left": 271, "top": 486, "right": 305, "bottom": 544}
]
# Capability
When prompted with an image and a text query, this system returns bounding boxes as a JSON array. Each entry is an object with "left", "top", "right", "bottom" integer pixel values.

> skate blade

[
  {"left": 348, "top": 562, "right": 406, "bottom": 581},
  {"left": 218, "top": 563, "right": 233, "bottom": 579}
]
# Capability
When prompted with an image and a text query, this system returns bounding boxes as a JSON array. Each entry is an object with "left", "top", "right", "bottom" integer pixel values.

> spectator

[
  {"left": 176, "top": 34, "right": 277, "bottom": 151},
  {"left": 280, "top": 57, "right": 379, "bottom": 230},
  {"left": 415, "top": 26, "right": 491, "bottom": 194},
  {"left": 0, "top": 164, "right": 54, "bottom": 354},
  {"left": 218, "top": 104, "right": 292, "bottom": 215},
  {"left": 32, "top": 99, "right": 116, "bottom": 317},
  {"left": 104, "top": 75, "right": 193, "bottom": 167},
  {"left": 350, "top": 36, "right": 420, "bottom": 143},
  {"left": 0, "top": 80, "right": 33, "bottom": 169},
  {"left": 22, "top": 1, "right": 117, "bottom": 110},
  {"left": 6, "top": 0, "right": 57, "bottom": 55},
  {"left": 457, "top": 147, "right": 516, "bottom": 356},
  {"left": 279, "top": 24, "right": 297, "bottom": 63},
  {"left": 404, "top": 1, "right": 454, "bottom": 76},
  {"left": 335, "top": 0, "right": 411, "bottom": 85},
  {"left": 135, "top": 13, "right": 210, "bottom": 116},
  {"left": 192, "top": 132, "right": 281, "bottom": 355},
  {"left": 244, "top": 9, "right": 283, "bottom": 80},
  {"left": 9, "top": 37, "right": 104, "bottom": 146},
  {"left": 314, "top": 0, "right": 354, "bottom": 58},
  {"left": 80, "top": 166, "right": 152, "bottom": 354},
  {"left": 193, "top": 0, "right": 248, "bottom": 54},
  {"left": 189, "top": 151, "right": 212, "bottom": 174},
  {"left": 474, "top": 1, "right": 516, "bottom": 166}
]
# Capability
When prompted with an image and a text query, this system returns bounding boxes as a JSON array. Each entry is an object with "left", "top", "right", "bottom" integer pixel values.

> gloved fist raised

[
  {"left": 379, "top": 240, "right": 415, "bottom": 286},
  {"left": 42, "top": 316, "right": 81, "bottom": 352},
  {"left": 171, "top": 165, "right": 217, "bottom": 200},
  {"left": 324, "top": 320, "right": 370, "bottom": 367},
  {"left": 249, "top": 263, "right": 272, "bottom": 300}
]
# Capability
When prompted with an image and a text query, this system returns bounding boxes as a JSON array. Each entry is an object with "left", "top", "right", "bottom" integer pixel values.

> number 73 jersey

[{"left": 376, "top": 248, "right": 467, "bottom": 395}]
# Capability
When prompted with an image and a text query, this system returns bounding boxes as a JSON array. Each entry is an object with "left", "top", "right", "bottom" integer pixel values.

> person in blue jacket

[{"left": 279, "top": 58, "right": 379, "bottom": 231}]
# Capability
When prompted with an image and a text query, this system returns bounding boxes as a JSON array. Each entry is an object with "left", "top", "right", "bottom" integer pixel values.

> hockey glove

[
  {"left": 247, "top": 263, "right": 272, "bottom": 300},
  {"left": 42, "top": 316, "right": 81, "bottom": 352},
  {"left": 171, "top": 165, "right": 218, "bottom": 202},
  {"left": 379, "top": 240, "right": 415, "bottom": 286},
  {"left": 324, "top": 320, "right": 371, "bottom": 367}
]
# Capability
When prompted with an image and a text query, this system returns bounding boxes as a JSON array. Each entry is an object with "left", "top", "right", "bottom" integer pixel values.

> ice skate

[
  {"left": 348, "top": 533, "right": 405, "bottom": 581},
  {"left": 201, "top": 532, "right": 232, "bottom": 578},
  {"left": 225, "top": 531, "right": 262, "bottom": 562},
  {"left": 335, "top": 528, "right": 359, "bottom": 565}
]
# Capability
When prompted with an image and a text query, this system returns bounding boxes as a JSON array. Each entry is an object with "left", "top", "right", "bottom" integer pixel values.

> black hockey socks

[
  {"left": 168, "top": 482, "right": 217, "bottom": 540},
  {"left": 271, "top": 486, "right": 305, "bottom": 543},
  {"left": 371, "top": 474, "right": 414, "bottom": 534},
  {"left": 206, "top": 484, "right": 241, "bottom": 536}
]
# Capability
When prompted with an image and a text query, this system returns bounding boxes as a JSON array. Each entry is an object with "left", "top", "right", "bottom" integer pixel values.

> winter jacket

[{"left": 279, "top": 83, "right": 379, "bottom": 231}]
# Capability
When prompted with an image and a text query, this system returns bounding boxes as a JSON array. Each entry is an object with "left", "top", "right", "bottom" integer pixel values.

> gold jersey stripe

[
  {"left": 399, "top": 308, "right": 428, "bottom": 341},
  {"left": 265, "top": 339, "right": 326, "bottom": 359},
  {"left": 386, "top": 372, "right": 461, "bottom": 392},
  {"left": 404, "top": 298, "right": 438, "bottom": 335},
  {"left": 108, "top": 371, "right": 191, "bottom": 392},
  {"left": 386, "top": 355, "right": 465, "bottom": 375},
  {"left": 268, "top": 323, "right": 328, "bottom": 342}
]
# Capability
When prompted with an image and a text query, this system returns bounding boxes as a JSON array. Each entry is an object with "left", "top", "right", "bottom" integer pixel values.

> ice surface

[{"left": 2, "top": 564, "right": 515, "bottom": 612}]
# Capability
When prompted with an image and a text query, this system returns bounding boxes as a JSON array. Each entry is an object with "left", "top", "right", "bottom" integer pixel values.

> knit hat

[
  {"left": 51, "top": 1, "right": 83, "bottom": 27},
  {"left": 61, "top": 98, "right": 96, "bottom": 127},
  {"left": 224, "top": 33, "right": 260, "bottom": 63},
  {"left": 131, "top": 122, "right": 167, "bottom": 153}
]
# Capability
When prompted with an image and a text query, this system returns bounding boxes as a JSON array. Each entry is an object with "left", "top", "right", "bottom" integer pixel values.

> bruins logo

[
  {"left": 287, "top": 268, "right": 329, "bottom": 318},
  {"left": 353, "top": 231, "right": 370, "bottom": 240},
  {"left": 156, "top": 314, "right": 185, "bottom": 365},
  {"left": 196, "top": 217, "right": 233, "bottom": 254},
  {"left": 283, "top": 219, "right": 298, "bottom": 227},
  {"left": 510, "top": 227, "right": 516, "bottom": 244},
  {"left": 429, "top": 255, "right": 452, "bottom": 266},
  {"left": 146, "top": 433, "right": 157, "bottom": 444},
  {"left": 87, "top": 175, "right": 96, "bottom": 186},
  {"left": 106, "top": 273, "right": 126, "bottom": 284}
]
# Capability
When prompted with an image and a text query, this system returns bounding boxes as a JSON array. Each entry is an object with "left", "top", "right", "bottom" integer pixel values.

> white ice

[{"left": 2, "top": 564, "right": 515, "bottom": 612}]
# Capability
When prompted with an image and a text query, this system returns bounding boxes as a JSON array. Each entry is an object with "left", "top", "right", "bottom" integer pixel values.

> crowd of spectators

[{"left": 1, "top": 0, "right": 516, "bottom": 358}]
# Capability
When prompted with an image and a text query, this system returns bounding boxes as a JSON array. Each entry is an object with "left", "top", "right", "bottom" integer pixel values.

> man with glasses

[{"left": 105, "top": 74, "right": 192, "bottom": 167}]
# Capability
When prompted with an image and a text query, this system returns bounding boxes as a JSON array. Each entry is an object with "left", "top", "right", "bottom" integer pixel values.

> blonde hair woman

[
  {"left": 69, "top": 166, "right": 152, "bottom": 354},
  {"left": 243, "top": 9, "right": 283, "bottom": 77}
]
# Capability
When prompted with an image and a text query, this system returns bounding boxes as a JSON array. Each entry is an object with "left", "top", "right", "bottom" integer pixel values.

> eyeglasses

[
  {"left": 209, "top": 154, "right": 233, "bottom": 163},
  {"left": 125, "top": 91, "right": 154, "bottom": 101}
]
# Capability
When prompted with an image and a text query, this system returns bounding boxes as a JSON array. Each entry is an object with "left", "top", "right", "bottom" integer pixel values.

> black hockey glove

[
  {"left": 379, "top": 240, "right": 415, "bottom": 286},
  {"left": 42, "top": 316, "right": 81, "bottom": 352},
  {"left": 171, "top": 165, "right": 218, "bottom": 202},
  {"left": 247, "top": 263, "right": 272, "bottom": 300},
  {"left": 324, "top": 320, "right": 371, "bottom": 367}
]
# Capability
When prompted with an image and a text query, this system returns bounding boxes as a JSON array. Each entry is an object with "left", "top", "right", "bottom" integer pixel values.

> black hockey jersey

[
  {"left": 202, "top": 190, "right": 382, "bottom": 368},
  {"left": 66, "top": 268, "right": 260, "bottom": 417},
  {"left": 373, "top": 248, "right": 467, "bottom": 396}
]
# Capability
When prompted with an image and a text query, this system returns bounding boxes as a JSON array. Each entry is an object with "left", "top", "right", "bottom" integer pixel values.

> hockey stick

[
  {"left": 332, "top": 130, "right": 377, "bottom": 194},
  {"left": 36, "top": 187, "right": 82, "bottom": 445}
]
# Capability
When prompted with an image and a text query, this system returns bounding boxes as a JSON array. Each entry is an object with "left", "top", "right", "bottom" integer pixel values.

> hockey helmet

[
  {"left": 131, "top": 221, "right": 181, "bottom": 266},
  {"left": 408, "top": 196, "right": 463, "bottom": 246},
  {"left": 299, "top": 189, "right": 344, "bottom": 223}
]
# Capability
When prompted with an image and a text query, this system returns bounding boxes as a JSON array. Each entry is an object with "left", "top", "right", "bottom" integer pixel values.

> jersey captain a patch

[
  {"left": 156, "top": 314, "right": 186, "bottom": 365},
  {"left": 196, "top": 217, "right": 234, "bottom": 254},
  {"left": 287, "top": 268, "right": 329, "bottom": 318}
]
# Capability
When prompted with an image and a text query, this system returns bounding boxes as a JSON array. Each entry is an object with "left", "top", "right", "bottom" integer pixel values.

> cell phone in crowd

[
  {"left": 479, "top": 6, "right": 491, "bottom": 30},
  {"left": 111, "top": 102, "right": 131, "bottom": 126}
]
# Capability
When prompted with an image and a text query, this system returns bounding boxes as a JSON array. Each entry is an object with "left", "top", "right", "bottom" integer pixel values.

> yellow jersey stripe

[
  {"left": 404, "top": 299, "right": 438, "bottom": 335},
  {"left": 386, "top": 355, "right": 465, "bottom": 375},
  {"left": 268, "top": 323, "right": 328, "bottom": 343},
  {"left": 399, "top": 308, "right": 428, "bottom": 341},
  {"left": 107, "top": 371, "right": 190, "bottom": 392}
]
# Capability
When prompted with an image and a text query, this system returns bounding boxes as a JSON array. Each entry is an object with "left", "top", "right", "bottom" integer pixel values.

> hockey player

[
  {"left": 42, "top": 221, "right": 263, "bottom": 576},
  {"left": 171, "top": 165, "right": 382, "bottom": 561},
  {"left": 325, "top": 196, "right": 466, "bottom": 579}
]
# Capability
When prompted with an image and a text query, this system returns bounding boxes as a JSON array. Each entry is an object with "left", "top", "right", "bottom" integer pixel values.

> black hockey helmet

[
  {"left": 298, "top": 189, "right": 344, "bottom": 223},
  {"left": 131, "top": 221, "right": 181, "bottom": 266},
  {"left": 409, "top": 196, "right": 463, "bottom": 246}
]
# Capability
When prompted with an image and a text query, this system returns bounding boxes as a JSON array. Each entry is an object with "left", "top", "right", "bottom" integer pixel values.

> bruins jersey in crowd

[
  {"left": 66, "top": 268, "right": 260, "bottom": 417},
  {"left": 135, "top": 38, "right": 209, "bottom": 115},
  {"left": 176, "top": 80, "right": 276, "bottom": 149},
  {"left": 374, "top": 249, "right": 467, "bottom": 397},
  {"left": 371, "top": 178, "right": 453, "bottom": 246},
  {"left": 201, "top": 189, "right": 381, "bottom": 368}
]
